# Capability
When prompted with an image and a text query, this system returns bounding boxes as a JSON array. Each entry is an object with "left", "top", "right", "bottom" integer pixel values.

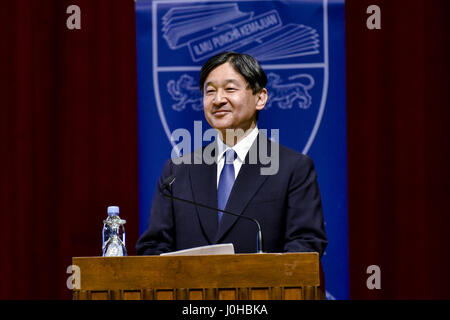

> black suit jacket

[{"left": 136, "top": 134, "right": 327, "bottom": 256}]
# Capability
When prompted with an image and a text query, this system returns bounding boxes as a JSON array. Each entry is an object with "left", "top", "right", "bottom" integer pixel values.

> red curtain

[
  {"left": 0, "top": 0, "right": 138, "bottom": 299},
  {"left": 347, "top": 0, "right": 450, "bottom": 299}
]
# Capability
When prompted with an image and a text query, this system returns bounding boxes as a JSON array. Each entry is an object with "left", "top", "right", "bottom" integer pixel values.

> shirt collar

[{"left": 217, "top": 126, "right": 259, "bottom": 162}]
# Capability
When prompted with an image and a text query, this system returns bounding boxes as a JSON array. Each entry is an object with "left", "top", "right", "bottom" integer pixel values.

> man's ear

[{"left": 255, "top": 88, "right": 268, "bottom": 111}]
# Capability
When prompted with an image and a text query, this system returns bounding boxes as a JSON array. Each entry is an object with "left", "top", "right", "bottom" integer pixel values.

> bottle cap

[{"left": 107, "top": 206, "right": 120, "bottom": 216}]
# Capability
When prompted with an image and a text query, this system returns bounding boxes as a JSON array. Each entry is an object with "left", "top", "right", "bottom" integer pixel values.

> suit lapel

[
  {"left": 214, "top": 134, "right": 270, "bottom": 243},
  {"left": 189, "top": 145, "right": 218, "bottom": 244}
]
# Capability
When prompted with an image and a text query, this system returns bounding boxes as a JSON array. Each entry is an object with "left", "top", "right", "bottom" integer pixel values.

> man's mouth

[{"left": 213, "top": 110, "right": 231, "bottom": 116}]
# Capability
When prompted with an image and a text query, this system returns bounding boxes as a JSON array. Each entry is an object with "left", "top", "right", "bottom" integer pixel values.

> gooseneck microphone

[{"left": 159, "top": 175, "right": 264, "bottom": 254}]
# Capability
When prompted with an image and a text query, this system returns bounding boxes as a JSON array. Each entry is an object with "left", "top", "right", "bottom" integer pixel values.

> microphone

[
  {"left": 160, "top": 175, "right": 264, "bottom": 253},
  {"left": 159, "top": 174, "right": 176, "bottom": 191}
]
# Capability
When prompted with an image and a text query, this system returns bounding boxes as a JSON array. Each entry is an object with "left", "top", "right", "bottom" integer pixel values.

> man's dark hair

[{"left": 199, "top": 52, "right": 267, "bottom": 94}]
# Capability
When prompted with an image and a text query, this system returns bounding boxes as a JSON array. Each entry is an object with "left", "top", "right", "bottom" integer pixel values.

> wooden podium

[{"left": 72, "top": 253, "right": 324, "bottom": 300}]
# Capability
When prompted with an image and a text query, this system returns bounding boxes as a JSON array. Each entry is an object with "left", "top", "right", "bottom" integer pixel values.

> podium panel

[{"left": 72, "top": 253, "right": 324, "bottom": 300}]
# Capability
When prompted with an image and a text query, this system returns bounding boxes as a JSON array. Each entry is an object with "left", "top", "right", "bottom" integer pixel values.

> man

[{"left": 136, "top": 52, "right": 327, "bottom": 256}]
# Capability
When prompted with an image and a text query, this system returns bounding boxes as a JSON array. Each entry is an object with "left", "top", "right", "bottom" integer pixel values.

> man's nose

[{"left": 213, "top": 90, "right": 227, "bottom": 105}]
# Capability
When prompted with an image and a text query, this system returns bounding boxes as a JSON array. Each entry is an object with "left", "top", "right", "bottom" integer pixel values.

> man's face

[{"left": 203, "top": 62, "right": 267, "bottom": 134}]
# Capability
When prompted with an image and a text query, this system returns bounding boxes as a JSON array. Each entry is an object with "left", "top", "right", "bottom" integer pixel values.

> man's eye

[
  {"left": 226, "top": 87, "right": 237, "bottom": 91},
  {"left": 205, "top": 89, "right": 215, "bottom": 94}
]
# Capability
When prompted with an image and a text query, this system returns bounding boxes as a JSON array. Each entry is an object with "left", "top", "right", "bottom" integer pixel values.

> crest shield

[{"left": 151, "top": 0, "right": 329, "bottom": 154}]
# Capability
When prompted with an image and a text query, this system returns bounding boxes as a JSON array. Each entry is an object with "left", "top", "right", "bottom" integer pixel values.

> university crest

[{"left": 152, "top": 0, "right": 329, "bottom": 154}]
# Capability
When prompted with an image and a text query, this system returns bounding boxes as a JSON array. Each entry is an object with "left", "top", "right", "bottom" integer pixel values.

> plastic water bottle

[{"left": 102, "top": 206, "right": 127, "bottom": 257}]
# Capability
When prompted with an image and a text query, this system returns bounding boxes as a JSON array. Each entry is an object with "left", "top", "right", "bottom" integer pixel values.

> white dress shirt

[{"left": 216, "top": 126, "right": 259, "bottom": 188}]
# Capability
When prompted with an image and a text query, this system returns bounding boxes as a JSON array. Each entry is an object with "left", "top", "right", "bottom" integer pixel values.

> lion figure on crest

[
  {"left": 266, "top": 73, "right": 315, "bottom": 110},
  {"left": 167, "top": 74, "right": 203, "bottom": 111}
]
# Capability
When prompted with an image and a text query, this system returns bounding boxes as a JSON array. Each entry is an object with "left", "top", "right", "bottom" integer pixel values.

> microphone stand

[{"left": 160, "top": 184, "right": 264, "bottom": 254}]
